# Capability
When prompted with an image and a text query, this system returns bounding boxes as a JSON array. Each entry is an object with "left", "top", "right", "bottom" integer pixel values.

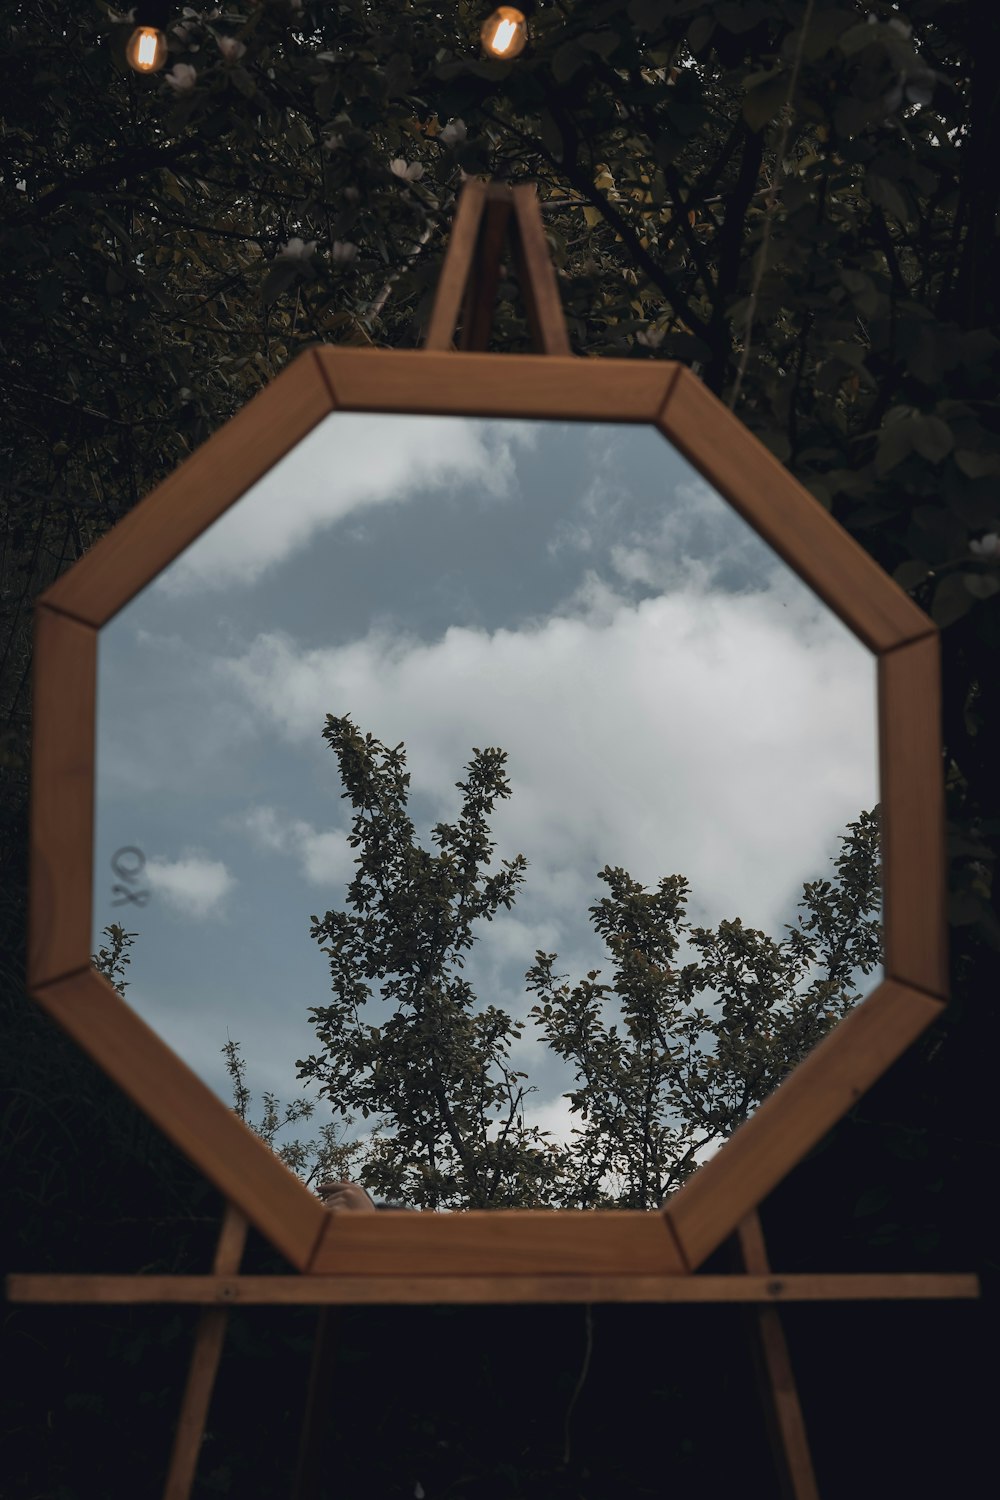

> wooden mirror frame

[{"left": 28, "top": 347, "right": 947, "bottom": 1299}]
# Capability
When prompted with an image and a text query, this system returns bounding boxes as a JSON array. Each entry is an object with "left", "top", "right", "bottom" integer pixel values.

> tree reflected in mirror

[{"left": 90, "top": 413, "right": 881, "bottom": 1209}]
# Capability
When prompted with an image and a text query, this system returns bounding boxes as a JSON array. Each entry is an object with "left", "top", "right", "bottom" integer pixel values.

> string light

[
  {"left": 480, "top": 7, "right": 528, "bottom": 59},
  {"left": 125, "top": 3, "right": 171, "bottom": 74},
  {"left": 126, "top": 25, "right": 168, "bottom": 73}
]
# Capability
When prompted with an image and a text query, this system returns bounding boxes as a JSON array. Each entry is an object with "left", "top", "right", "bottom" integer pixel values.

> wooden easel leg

[
  {"left": 290, "top": 1306, "right": 341, "bottom": 1500},
  {"left": 460, "top": 191, "right": 512, "bottom": 351},
  {"left": 510, "top": 185, "right": 572, "bottom": 356},
  {"left": 161, "top": 1203, "right": 248, "bottom": 1500},
  {"left": 423, "top": 178, "right": 488, "bottom": 351},
  {"left": 737, "top": 1211, "right": 821, "bottom": 1500}
]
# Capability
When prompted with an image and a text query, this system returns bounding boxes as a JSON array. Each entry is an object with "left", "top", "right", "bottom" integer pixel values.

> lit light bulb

[
  {"left": 480, "top": 7, "right": 528, "bottom": 59},
  {"left": 126, "top": 25, "right": 168, "bottom": 74}
]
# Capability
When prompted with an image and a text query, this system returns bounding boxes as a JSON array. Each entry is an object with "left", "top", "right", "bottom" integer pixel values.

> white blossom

[
  {"left": 970, "top": 532, "right": 1000, "bottom": 559},
  {"left": 438, "top": 118, "right": 467, "bottom": 147},
  {"left": 276, "top": 237, "right": 317, "bottom": 263},
  {"left": 331, "top": 240, "right": 358, "bottom": 264},
  {"left": 217, "top": 36, "right": 246, "bottom": 62},
  {"left": 165, "top": 63, "right": 198, "bottom": 91},
  {"left": 390, "top": 158, "right": 424, "bottom": 182}
]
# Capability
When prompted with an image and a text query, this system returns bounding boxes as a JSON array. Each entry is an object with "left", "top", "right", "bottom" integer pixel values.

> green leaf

[
  {"left": 909, "top": 414, "right": 953, "bottom": 464},
  {"left": 964, "top": 573, "right": 1000, "bottom": 600},
  {"left": 796, "top": 7, "right": 860, "bottom": 62},
  {"left": 893, "top": 560, "right": 931, "bottom": 591},
  {"left": 466, "top": 58, "right": 512, "bottom": 80},
  {"left": 839, "top": 269, "right": 879, "bottom": 318},
  {"left": 867, "top": 173, "right": 910, "bottom": 226},
  {"left": 261, "top": 261, "right": 298, "bottom": 307},
  {"left": 717, "top": 0, "right": 770, "bottom": 33},
  {"left": 838, "top": 21, "right": 881, "bottom": 56},
  {"left": 954, "top": 448, "right": 1000, "bottom": 479},
  {"left": 578, "top": 30, "right": 619, "bottom": 60},
  {"left": 552, "top": 41, "right": 588, "bottom": 85},
  {"left": 875, "top": 421, "right": 914, "bottom": 476},
  {"left": 686, "top": 16, "right": 715, "bottom": 53},
  {"left": 103, "top": 213, "right": 133, "bottom": 249},
  {"left": 931, "top": 573, "right": 975, "bottom": 627},
  {"left": 853, "top": 1185, "right": 891, "bottom": 1218},
  {"left": 230, "top": 66, "right": 256, "bottom": 99},
  {"left": 538, "top": 110, "right": 563, "bottom": 161},
  {"left": 834, "top": 94, "right": 877, "bottom": 137},
  {"left": 628, "top": 0, "right": 668, "bottom": 30},
  {"left": 825, "top": 340, "right": 868, "bottom": 368},
  {"left": 742, "top": 73, "right": 789, "bottom": 133}
]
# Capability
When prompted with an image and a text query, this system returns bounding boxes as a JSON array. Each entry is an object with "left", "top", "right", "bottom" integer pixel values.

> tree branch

[{"left": 17, "top": 139, "right": 202, "bottom": 225}]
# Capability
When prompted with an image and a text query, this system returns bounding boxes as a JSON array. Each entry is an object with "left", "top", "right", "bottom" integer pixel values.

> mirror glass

[{"left": 93, "top": 413, "right": 880, "bottom": 1210}]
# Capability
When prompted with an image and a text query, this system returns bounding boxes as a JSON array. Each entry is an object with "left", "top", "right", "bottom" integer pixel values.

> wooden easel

[
  {"left": 285, "top": 177, "right": 892, "bottom": 1500},
  {"left": 8, "top": 178, "right": 979, "bottom": 1500}
]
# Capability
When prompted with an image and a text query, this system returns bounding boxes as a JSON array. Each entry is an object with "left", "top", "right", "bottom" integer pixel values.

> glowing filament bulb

[
  {"left": 494, "top": 19, "right": 516, "bottom": 52},
  {"left": 126, "top": 25, "right": 168, "bottom": 73},
  {"left": 480, "top": 8, "right": 528, "bottom": 59}
]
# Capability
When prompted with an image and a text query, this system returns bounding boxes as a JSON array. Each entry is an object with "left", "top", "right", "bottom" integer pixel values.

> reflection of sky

[{"left": 93, "top": 414, "right": 880, "bottom": 1163}]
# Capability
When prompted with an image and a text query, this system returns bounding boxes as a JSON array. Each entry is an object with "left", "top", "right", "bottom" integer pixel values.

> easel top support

[{"left": 424, "top": 178, "right": 572, "bottom": 356}]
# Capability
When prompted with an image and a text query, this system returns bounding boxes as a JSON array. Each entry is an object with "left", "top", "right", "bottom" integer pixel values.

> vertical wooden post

[
  {"left": 290, "top": 1307, "right": 341, "bottom": 1500},
  {"left": 737, "top": 1211, "right": 821, "bottom": 1500},
  {"left": 161, "top": 1202, "right": 248, "bottom": 1500}
]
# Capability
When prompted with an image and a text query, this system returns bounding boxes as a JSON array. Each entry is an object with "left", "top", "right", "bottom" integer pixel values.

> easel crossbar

[{"left": 6, "top": 1273, "right": 980, "bottom": 1305}]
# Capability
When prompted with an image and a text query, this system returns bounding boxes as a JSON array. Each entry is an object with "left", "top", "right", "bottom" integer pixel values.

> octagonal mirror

[
  {"left": 91, "top": 407, "right": 882, "bottom": 1207},
  {"left": 30, "top": 351, "right": 945, "bottom": 1281}
]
